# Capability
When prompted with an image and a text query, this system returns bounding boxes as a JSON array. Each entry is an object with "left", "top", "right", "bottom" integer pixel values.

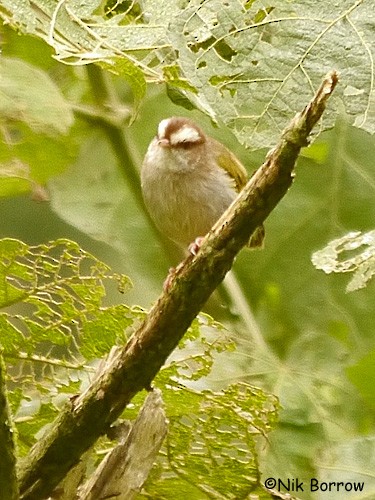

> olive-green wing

[{"left": 214, "top": 139, "right": 248, "bottom": 192}]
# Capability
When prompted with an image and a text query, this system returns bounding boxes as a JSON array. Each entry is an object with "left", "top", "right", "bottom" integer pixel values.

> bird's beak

[{"left": 157, "top": 138, "right": 170, "bottom": 148}]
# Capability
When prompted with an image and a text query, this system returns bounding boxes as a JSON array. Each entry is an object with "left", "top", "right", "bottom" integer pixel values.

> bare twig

[{"left": 19, "top": 71, "right": 339, "bottom": 500}]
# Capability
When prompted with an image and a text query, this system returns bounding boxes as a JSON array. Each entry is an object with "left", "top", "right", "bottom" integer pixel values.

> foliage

[
  {"left": 312, "top": 230, "right": 375, "bottom": 291},
  {"left": 0, "top": 238, "right": 278, "bottom": 497},
  {"left": 0, "top": 0, "right": 374, "bottom": 149},
  {"left": 0, "top": 239, "right": 132, "bottom": 451},
  {"left": 0, "top": 0, "right": 374, "bottom": 498},
  {"left": 226, "top": 119, "right": 375, "bottom": 499},
  {"left": 141, "top": 382, "right": 278, "bottom": 499}
]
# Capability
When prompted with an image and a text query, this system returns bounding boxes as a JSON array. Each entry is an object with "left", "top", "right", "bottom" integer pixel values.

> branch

[
  {"left": 0, "top": 350, "right": 19, "bottom": 500},
  {"left": 18, "top": 71, "right": 339, "bottom": 499}
]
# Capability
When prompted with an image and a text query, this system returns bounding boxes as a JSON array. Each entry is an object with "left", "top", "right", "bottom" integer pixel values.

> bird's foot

[
  {"left": 163, "top": 263, "right": 185, "bottom": 292},
  {"left": 188, "top": 236, "right": 204, "bottom": 256},
  {"left": 163, "top": 237, "right": 204, "bottom": 291}
]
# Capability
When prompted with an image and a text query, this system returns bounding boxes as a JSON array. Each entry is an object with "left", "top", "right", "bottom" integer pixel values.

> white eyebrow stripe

[
  {"left": 170, "top": 125, "right": 201, "bottom": 145},
  {"left": 157, "top": 118, "right": 170, "bottom": 139}
]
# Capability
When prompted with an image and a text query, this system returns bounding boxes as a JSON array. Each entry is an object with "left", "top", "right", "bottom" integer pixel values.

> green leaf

[
  {"left": 0, "top": 57, "right": 73, "bottom": 135},
  {"left": 0, "top": 237, "right": 135, "bottom": 454},
  {"left": 14, "top": 401, "right": 59, "bottom": 456},
  {"left": 0, "top": 49, "right": 78, "bottom": 199},
  {"left": 0, "top": 239, "right": 29, "bottom": 307},
  {"left": 0, "top": 124, "right": 80, "bottom": 198},
  {"left": 80, "top": 305, "right": 133, "bottom": 359},
  {"left": 166, "top": 85, "right": 197, "bottom": 111},
  {"left": 100, "top": 57, "right": 146, "bottom": 120},
  {"left": 142, "top": 382, "right": 278, "bottom": 499},
  {"left": 0, "top": 238, "right": 130, "bottom": 355},
  {"left": 1, "top": 0, "right": 374, "bottom": 147},
  {"left": 166, "top": 0, "right": 375, "bottom": 147}
]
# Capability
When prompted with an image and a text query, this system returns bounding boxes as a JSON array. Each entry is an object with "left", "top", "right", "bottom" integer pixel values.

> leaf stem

[
  {"left": 223, "top": 271, "right": 268, "bottom": 350},
  {"left": 85, "top": 65, "right": 143, "bottom": 210}
]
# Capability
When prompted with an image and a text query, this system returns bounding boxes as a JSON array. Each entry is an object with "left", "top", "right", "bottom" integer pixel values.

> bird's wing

[{"left": 215, "top": 140, "right": 248, "bottom": 192}]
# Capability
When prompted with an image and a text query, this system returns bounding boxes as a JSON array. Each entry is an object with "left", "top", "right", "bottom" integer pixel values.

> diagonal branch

[{"left": 18, "top": 71, "right": 339, "bottom": 500}]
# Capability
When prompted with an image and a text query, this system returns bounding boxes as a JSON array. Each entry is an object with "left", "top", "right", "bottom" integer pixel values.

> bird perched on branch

[{"left": 141, "top": 116, "right": 264, "bottom": 253}]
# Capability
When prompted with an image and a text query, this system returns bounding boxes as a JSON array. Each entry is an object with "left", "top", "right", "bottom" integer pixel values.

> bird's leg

[
  {"left": 163, "top": 262, "right": 186, "bottom": 291},
  {"left": 163, "top": 237, "right": 205, "bottom": 291}
]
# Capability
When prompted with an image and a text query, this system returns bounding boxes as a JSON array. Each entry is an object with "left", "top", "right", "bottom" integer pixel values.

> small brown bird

[{"left": 141, "top": 116, "right": 264, "bottom": 251}]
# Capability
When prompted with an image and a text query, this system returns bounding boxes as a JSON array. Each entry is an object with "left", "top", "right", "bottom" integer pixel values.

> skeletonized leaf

[
  {"left": 1, "top": 0, "right": 374, "bottom": 147},
  {"left": 312, "top": 230, "right": 375, "bottom": 291}
]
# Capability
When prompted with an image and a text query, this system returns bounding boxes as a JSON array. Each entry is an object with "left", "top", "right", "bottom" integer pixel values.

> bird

[{"left": 141, "top": 116, "right": 264, "bottom": 253}]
